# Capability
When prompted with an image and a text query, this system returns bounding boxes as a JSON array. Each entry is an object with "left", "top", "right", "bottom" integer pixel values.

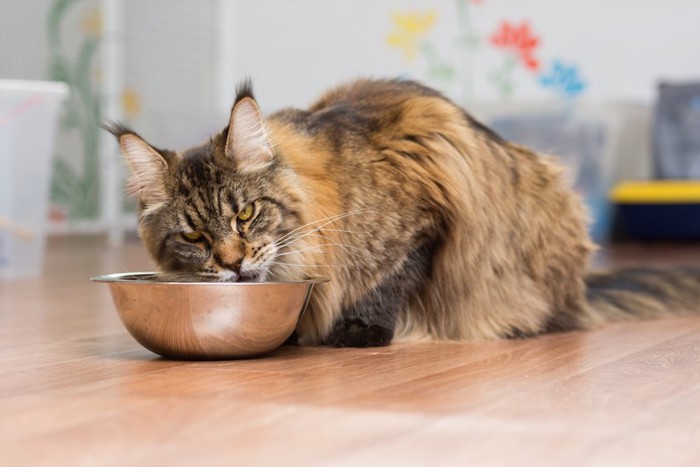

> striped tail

[{"left": 584, "top": 266, "right": 700, "bottom": 324}]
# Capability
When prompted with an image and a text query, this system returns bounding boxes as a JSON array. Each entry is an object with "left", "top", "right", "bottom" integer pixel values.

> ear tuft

[
  {"left": 102, "top": 121, "right": 134, "bottom": 139},
  {"left": 234, "top": 78, "right": 255, "bottom": 104},
  {"left": 225, "top": 94, "right": 273, "bottom": 172}
]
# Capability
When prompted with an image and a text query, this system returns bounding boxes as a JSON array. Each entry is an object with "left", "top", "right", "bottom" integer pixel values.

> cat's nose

[
  {"left": 223, "top": 258, "right": 242, "bottom": 273},
  {"left": 215, "top": 253, "right": 242, "bottom": 273},
  {"left": 214, "top": 242, "right": 244, "bottom": 273}
]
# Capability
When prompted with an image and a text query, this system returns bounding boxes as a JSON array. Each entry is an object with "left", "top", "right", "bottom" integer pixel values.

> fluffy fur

[{"left": 107, "top": 78, "right": 700, "bottom": 347}]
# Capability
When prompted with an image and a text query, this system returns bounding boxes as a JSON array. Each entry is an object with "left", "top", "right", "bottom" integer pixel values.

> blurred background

[{"left": 1, "top": 0, "right": 700, "bottom": 279}]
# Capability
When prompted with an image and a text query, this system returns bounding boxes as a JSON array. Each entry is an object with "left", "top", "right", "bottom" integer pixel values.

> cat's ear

[
  {"left": 225, "top": 97, "right": 274, "bottom": 172},
  {"left": 120, "top": 134, "right": 170, "bottom": 204},
  {"left": 105, "top": 124, "right": 170, "bottom": 205}
]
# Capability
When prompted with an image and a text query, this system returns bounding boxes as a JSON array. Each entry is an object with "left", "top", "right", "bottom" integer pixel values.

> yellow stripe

[{"left": 611, "top": 181, "right": 700, "bottom": 203}]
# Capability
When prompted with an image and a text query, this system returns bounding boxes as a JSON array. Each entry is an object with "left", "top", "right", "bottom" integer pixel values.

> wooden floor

[{"left": 1, "top": 236, "right": 700, "bottom": 466}]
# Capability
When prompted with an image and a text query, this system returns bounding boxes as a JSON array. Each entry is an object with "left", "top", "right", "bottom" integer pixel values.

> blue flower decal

[{"left": 539, "top": 60, "right": 586, "bottom": 99}]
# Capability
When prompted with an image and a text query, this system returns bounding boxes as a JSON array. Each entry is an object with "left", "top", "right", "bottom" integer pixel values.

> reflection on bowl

[{"left": 92, "top": 272, "right": 328, "bottom": 360}]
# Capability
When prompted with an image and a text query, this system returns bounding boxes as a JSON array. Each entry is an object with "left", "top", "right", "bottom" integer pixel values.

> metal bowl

[{"left": 91, "top": 272, "right": 328, "bottom": 360}]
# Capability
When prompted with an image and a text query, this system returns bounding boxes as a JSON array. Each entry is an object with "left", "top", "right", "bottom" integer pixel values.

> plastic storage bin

[
  {"left": 0, "top": 80, "right": 69, "bottom": 279},
  {"left": 611, "top": 180, "right": 700, "bottom": 240}
]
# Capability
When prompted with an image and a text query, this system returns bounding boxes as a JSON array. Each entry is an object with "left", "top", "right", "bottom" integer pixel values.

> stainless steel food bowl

[{"left": 92, "top": 272, "right": 328, "bottom": 360}]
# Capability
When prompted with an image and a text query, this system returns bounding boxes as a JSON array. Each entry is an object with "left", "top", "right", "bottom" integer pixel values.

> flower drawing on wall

[
  {"left": 385, "top": 2, "right": 588, "bottom": 103},
  {"left": 490, "top": 20, "right": 540, "bottom": 71},
  {"left": 489, "top": 20, "right": 541, "bottom": 97},
  {"left": 538, "top": 59, "right": 587, "bottom": 99},
  {"left": 81, "top": 6, "right": 101, "bottom": 38},
  {"left": 386, "top": 9, "right": 458, "bottom": 87},
  {"left": 121, "top": 88, "right": 142, "bottom": 120},
  {"left": 386, "top": 11, "right": 437, "bottom": 62},
  {"left": 387, "top": 1, "right": 485, "bottom": 100}
]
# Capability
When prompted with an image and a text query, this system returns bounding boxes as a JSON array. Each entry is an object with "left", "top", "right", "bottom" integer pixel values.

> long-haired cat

[{"left": 107, "top": 78, "right": 700, "bottom": 347}]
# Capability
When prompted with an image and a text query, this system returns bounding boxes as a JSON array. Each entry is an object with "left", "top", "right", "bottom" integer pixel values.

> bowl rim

[{"left": 90, "top": 272, "right": 330, "bottom": 286}]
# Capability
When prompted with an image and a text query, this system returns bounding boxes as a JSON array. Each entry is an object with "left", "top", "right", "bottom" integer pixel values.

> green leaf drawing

[
  {"left": 47, "top": 0, "right": 82, "bottom": 50},
  {"left": 47, "top": 0, "right": 102, "bottom": 220},
  {"left": 455, "top": 33, "right": 480, "bottom": 49},
  {"left": 419, "top": 41, "right": 456, "bottom": 87},
  {"left": 489, "top": 54, "right": 518, "bottom": 98},
  {"left": 75, "top": 38, "right": 99, "bottom": 112}
]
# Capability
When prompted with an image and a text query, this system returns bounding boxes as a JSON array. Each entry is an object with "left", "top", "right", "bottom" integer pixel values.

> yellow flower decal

[
  {"left": 121, "top": 88, "right": 142, "bottom": 119},
  {"left": 387, "top": 10, "right": 437, "bottom": 62},
  {"left": 82, "top": 7, "right": 102, "bottom": 38}
]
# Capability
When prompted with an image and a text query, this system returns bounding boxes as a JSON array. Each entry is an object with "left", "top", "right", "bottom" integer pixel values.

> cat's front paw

[{"left": 325, "top": 318, "right": 393, "bottom": 348}]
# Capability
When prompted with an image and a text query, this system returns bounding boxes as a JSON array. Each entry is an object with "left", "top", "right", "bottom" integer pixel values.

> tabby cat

[{"left": 107, "top": 78, "right": 700, "bottom": 347}]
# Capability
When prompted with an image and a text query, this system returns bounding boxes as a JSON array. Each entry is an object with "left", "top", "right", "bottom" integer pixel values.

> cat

[{"left": 106, "top": 78, "right": 700, "bottom": 347}]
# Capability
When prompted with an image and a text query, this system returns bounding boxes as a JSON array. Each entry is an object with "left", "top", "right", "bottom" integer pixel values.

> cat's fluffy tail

[{"left": 581, "top": 266, "right": 700, "bottom": 327}]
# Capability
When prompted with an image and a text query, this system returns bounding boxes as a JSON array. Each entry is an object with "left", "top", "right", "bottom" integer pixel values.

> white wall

[
  {"left": 4, "top": 0, "right": 700, "bottom": 128},
  {"left": 219, "top": 0, "right": 419, "bottom": 113},
  {"left": 2, "top": 0, "right": 699, "bottom": 232},
  {"left": 219, "top": 0, "right": 700, "bottom": 111},
  {"left": 0, "top": 0, "right": 53, "bottom": 81}
]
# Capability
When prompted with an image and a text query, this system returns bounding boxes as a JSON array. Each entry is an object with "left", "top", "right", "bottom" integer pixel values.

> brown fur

[{"left": 107, "top": 78, "right": 700, "bottom": 347}]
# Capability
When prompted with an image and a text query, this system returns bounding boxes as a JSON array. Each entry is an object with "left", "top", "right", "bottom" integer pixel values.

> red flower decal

[{"left": 490, "top": 20, "right": 541, "bottom": 71}]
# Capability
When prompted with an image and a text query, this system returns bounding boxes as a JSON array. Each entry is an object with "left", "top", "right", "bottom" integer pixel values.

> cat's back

[
  {"left": 309, "top": 78, "right": 443, "bottom": 110},
  {"left": 268, "top": 78, "right": 454, "bottom": 142}
]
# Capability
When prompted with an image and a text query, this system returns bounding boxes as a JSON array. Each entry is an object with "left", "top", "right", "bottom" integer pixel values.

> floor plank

[{"left": 1, "top": 236, "right": 700, "bottom": 466}]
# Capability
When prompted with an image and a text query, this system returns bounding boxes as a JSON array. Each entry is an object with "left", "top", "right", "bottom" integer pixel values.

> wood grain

[{"left": 1, "top": 236, "right": 700, "bottom": 466}]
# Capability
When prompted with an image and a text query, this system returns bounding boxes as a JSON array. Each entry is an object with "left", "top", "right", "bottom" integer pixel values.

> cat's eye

[
  {"left": 237, "top": 203, "right": 255, "bottom": 222},
  {"left": 182, "top": 231, "right": 203, "bottom": 242}
]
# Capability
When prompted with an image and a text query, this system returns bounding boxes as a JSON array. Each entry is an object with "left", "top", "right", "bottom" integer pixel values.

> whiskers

[
  {"left": 265, "top": 261, "right": 354, "bottom": 270},
  {"left": 268, "top": 209, "right": 369, "bottom": 271},
  {"left": 274, "top": 210, "right": 368, "bottom": 249}
]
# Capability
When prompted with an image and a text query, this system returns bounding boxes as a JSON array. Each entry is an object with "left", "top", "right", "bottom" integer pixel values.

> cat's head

[{"left": 107, "top": 84, "right": 302, "bottom": 281}]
